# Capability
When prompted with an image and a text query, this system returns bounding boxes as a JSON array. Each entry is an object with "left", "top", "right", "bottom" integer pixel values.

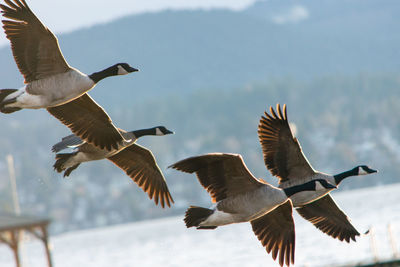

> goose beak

[
  {"left": 165, "top": 130, "right": 174, "bottom": 135},
  {"left": 327, "top": 183, "right": 337, "bottom": 189},
  {"left": 128, "top": 67, "right": 139, "bottom": 73},
  {"left": 369, "top": 168, "right": 378, "bottom": 173}
]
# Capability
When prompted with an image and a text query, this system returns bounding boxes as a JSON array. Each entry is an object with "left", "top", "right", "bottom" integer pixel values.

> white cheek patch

[
  {"left": 156, "top": 128, "right": 163, "bottom": 136},
  {"left": 358, "top": 168, "right": 368, "bottom": 175},
  {"left": 117, "top": 65, "right": 129, "bottom": 75},
  {"left": 315, "top": 181, "right": 324, "bottom": 191}
]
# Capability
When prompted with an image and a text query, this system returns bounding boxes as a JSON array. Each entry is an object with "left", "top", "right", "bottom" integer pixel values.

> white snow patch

[{"left": 272, "top": 5, "right": 309, "bottom": 24}]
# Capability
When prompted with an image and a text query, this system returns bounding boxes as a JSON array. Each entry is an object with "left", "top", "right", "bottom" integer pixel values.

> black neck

[
  {"left": 131, "top": 128, "right": 156, "bottom": 138},
  {"left": 333, "top": 168, "right": 358, "bottom": 185},
  {"left": 283, "top": 181, "right": 315, "bottom": 198},
  {"left": 88, "top": 66, "right": 118, "bottom": 83}
]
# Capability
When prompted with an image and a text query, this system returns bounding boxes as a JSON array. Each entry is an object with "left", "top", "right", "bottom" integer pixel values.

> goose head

[
  {"left": 115, "top": 63, "right": 139, "bottom": 75},
  {"left": 333, "top": 165, "right": 378, "bottom": 185},
  {"left": 155, "top": 126, "right": 174, "bottom": 136},
  {"left": 89, "top": 63, "right": 139, "bottom": 83},
  {"left": 354, "top": 165, "right": 378, "bottom": 175},
  {"left": 130, "top": 126, "right": 174, "bottom": 139}
]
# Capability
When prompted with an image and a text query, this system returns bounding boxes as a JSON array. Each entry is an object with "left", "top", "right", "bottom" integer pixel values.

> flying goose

[
  {"left": 170, "top": 153, "right": 336, "bottom": 267},
  {"left": 258, "top": 104, "right": 377, "bottom": 242},
  {"left": 52, "top": 126, "right": 174, "bottom": 208},
  {"left": 0, "top": 0, "right": 138, "bottom": 150}
]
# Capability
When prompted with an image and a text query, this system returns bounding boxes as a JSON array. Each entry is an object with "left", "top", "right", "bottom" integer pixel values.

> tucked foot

[
  {"left": 53, "top": 153, "right": 80, "bottom": 177},
  {"left": 63, "top": 164, "right": 80, "bottom": 177}
]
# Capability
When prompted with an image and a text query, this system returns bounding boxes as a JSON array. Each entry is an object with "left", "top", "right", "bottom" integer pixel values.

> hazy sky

[{"left": 0, "top": 0, "right": 257, "bottom": 47}]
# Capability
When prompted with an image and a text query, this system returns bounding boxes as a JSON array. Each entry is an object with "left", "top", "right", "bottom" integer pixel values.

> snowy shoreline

[{"left": 1, "top": 183, "right": 399, "bottom": 267}]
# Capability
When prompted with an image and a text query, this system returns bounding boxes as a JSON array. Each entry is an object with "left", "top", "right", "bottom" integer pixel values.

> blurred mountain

[{"left": 0, "top": 0, "right": 399, "bottom": 103}]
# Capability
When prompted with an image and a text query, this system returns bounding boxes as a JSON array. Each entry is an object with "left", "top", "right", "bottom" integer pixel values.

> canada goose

[
  {"left": 258, "top": 104, "right": 378, "bottom": 242},
  {"left": 52, "top": 126, "right": 174, "bottom": 208},
  {"left": 170, "top": 153, "right": 336, "bottom": 267},
  {"left": 0, "top": 0, "right": 138, "bottom": 150}
]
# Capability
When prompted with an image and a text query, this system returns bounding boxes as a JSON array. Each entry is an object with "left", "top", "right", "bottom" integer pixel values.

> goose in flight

[
  {"left": 52, "top": 126, "right": 174, "bottom": 208},
  {"left": 170, "top": 153, "right": 336, "bottom": 266},
  {"left": 0, "top": 0, "right": 138, "bottom": 150},
  {"left": 258, "top": 104, "right": 377, "bottom": 242}
]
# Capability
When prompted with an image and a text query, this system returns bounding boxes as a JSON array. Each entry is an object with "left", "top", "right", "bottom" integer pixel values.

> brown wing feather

[
  {"left": 296, "top": 194, "right": 360, "bottom": 242},
  {"left": 108, "top": 144, "right": 174, "bottom": 208},
  {"left": 47, "top": 93, "right": 124, "bottom": 151},
  {"left": 251, "top": 201, "right": 295, "bottom": 267},
  {"left": 1, "top": 0, "right": 70, "bottom": 83},
  {"left": 258, "top": 104, "right": 315, "bottom": 183},
  {"left": 169, "top": 153, "right": 264, "bottom": 202}
]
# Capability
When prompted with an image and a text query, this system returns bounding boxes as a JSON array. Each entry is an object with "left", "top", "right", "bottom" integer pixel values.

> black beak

[
  {"left": 327, "top": 183, "right": 337, "bottom": 189},
  {"left": 369, "top": 168, "right": 378, "bottom": 173},
  {"left": 165, "top": 130, "right": 174, "bottom": 135},
  {"left": 128, "top": 67, "right": 139, "bottom": 73}
]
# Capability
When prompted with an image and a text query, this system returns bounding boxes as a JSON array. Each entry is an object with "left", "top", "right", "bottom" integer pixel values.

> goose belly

[
  {"left": 289, "top": 189, "right": 333, "bottom": 207},
  {"left": 62, "top": 151, "right": 98, "bottom": 169},
  {"left": 199, "top": 208, "right": 239, "bottom": 226},
  {"left": 12, "top": 69, "right": 94, "bottom": 109},
  {"left": 77, "top": 144, "right": 126, "bottom": 162},
  {"left": 205, "top": 186, "right": 287, "bottom": 226},
  {"left": 244, "top": 187, "right": 288, "bottom": 221}
]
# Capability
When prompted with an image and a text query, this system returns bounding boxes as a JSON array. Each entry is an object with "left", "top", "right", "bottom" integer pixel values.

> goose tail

[
  {"left": 0, "top": 89, "right": 20, "bottom": 114},
  {"left": 184, "top": 206, "right": 217, "bottom": 230}
]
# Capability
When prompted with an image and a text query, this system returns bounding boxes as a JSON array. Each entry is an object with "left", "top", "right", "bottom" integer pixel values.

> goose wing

[
  {"left": 258, "top": 104, "right": 315, "bottom": 183},
  {"left": 47, "top": 93, "right": 125, "bottom": 151},
  {"left": 251, "top": 201, "right": 295, "bottom": 267},
  {"left": 1, "top": 0, "right": 70, "bottom": 83},
  {"left": 108, "top": 143, "right": 174, "bottom": 208},
  {"left": 296, "top": 194, "right": 360, "bottom": 242},
  {"left": 169, "top": 153, "right": 264, "bottom": 202},
  {"left": 51, "top": 134, "right": 85, "bottom": 152}
]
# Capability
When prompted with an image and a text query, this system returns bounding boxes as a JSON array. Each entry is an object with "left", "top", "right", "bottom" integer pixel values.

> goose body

[
  {"left": 4, "top": 69, "right": 94, "bottom": 109},
  {"left": 53, "top": 127, "right": 171, "bottom": 169},
  {"left": 0, "top": 0, "right": 138, "bottom": 150},
  {"left": 170, "top": 153, "right": 336, "bottom": 267},
  {"left": 52, "top": 126, "right": 174, "bottom": 208},
  {"left": 200, "top": 184, "right": 288, "bottom": 226},
  {"left": 53, "top": 129, "right": 136, "bottom": 165},
  {"left": 258, "top": 104, "right": 378, "bottom": 242}
]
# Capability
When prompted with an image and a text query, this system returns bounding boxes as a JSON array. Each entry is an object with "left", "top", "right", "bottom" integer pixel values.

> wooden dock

[{"left": 0, "top": 213, "right": 52, "bottom": 267}]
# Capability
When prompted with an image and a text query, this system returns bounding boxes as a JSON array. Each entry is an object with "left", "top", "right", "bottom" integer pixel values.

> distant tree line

[{"left": 0, "top": 72, "right": 399, "bottom": 233}]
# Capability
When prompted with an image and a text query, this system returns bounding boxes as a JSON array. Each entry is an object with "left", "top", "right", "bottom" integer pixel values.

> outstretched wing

[
  {"left": 170, "top": 153, "right": 264, "bottom": 202},
  {"left": 258, "top": 104, "right": 315, "bottom": 183},
  {"left": 1, "top": 0, "right": 70, "bottom": 83},
  {"left": 251, "top": 201, "right": 295, "bottom": 267},
  {"left": 108, "top": 144, "right": 174, "bottom": 208},
  {"left": 296, "top": 194, "right": 360, "bottom": 242},
  {"left": 47, "top": 93, "right": 125, "bottom": 151}
]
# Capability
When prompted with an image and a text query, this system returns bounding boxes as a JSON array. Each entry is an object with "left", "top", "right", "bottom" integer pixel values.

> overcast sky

[{"left": 0, "top": 0, "right": 257, "bottom": 47}]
